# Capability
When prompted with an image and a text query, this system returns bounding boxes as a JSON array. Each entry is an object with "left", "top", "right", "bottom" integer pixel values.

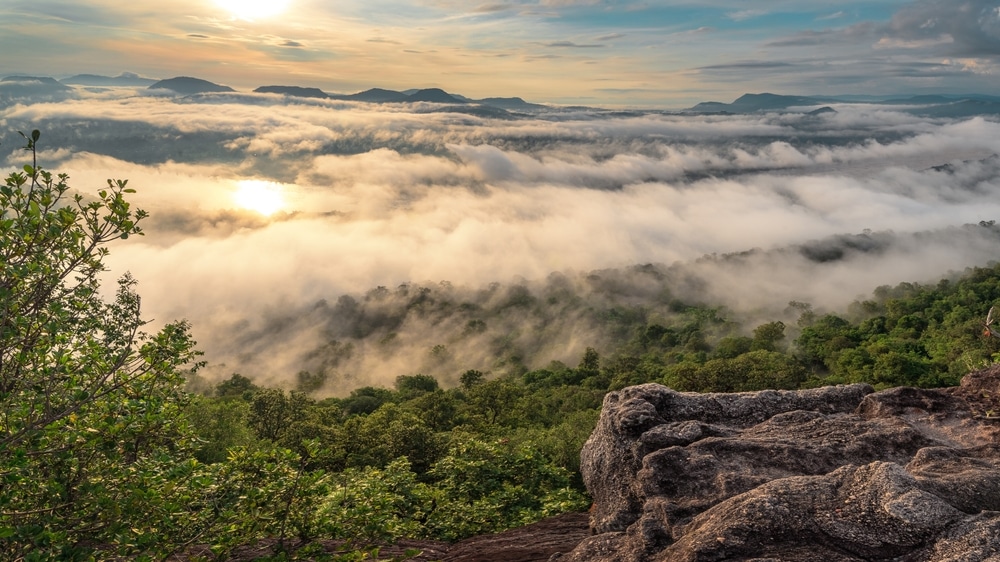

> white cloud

[
  {"left": 727, "top": 9, "right": 766, "bottom": 22},
  {"left": 6, "top": 90, "right": 1000, "bottom": 388}
]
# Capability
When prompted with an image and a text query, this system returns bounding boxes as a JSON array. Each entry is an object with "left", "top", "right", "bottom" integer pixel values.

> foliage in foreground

[{"left": 0, "top": 131, "right": 212, "bottom": 559}]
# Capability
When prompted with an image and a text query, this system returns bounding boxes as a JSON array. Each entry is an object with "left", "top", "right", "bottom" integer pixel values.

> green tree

[
  {"left": 215, "top": 372, "right": 259, "bottom": 398},
  {"left": 395, "top": 373, "right": 440, "bottom": 399},
  {"left": 295, "top": 369, "right": 328, "bottom": 394},
  {"left": 459, "top": 369, "right": 485, "bottom": 390},
  {"left": 751, "top": 321, "right": 786, "bottom": 352},
  {"left": 317, "top": 458, "right": 432, "bottom": 542},
  {"left": 247, "top": 388, "right": 312, "bottom": 442},
  {"left": 0, "top": 131, "right": 204, "bottom": 558},
  {"left": 184, "top": 395, "right": 257, "bottom": 464},
  {"left": 469, "top": 378, "right": 523, "bottom": 426},
  {"left": 342, "top": 404, "right": 442, "bottom": 474},
  {"left": 424, "top": 438, "right": 590, "bottom": 540}
]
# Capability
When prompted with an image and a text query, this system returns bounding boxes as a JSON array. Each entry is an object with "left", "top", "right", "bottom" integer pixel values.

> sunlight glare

[
  {"left": 214, "top": 0, "right": 291, "bottom": 20},
  {"left": 234, "top": 180, "right": 285, "bottom": 216}
]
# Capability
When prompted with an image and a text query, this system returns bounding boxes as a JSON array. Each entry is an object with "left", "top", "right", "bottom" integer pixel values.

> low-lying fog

[{"left": 4, "top": 86, "right": 1000, "bottom": 392}]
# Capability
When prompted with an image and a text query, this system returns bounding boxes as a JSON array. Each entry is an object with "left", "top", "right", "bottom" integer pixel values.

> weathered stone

[
  {"left": 563, "top": 367, "right": 1000, "bottom": 561},
  {"left": 580, "top": 383, "right": 874, "bottom": 535}
]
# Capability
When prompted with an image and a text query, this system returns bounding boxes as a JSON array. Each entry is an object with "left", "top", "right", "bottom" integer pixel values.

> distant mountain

[
  {"left": 0, "top": 76, "right": 74, "bottom": 105},
  {"left": 477, "top": 97, "right": 546, "bottom": 111},
  {"left": 336, "top": 88, "right": 411, "bottom": 103},
  {"left": 906, "top": 99, "right": 1000, "bottom": 118},
  {"left": 879, "top": 94, "right": 1000, "bottom": 105},
  {"left": 406, "top": 88, "right": 466, "bottom": 103},
  {"left": 61, "top": 72, "right": 156, "bottom": 87},
  {"left": 688, "top": 92, "right": 820, "bottom": 113},
  {"left": 255, "top": 85, "right": 329, "bottom": 99},
  {"left": 730, "top": 93, "right": 818, "bottom": 110},
  {"left": 883, "top": 95, "right": 959, "bottom": 105},
  {"left": 687, "top": 101, "right": 732, "bottom": 113},
  {"left": 2, "top": 75, "right": 71, "bottom": 89},
  {"left": 807, "top": 106, "right": 836, "bottom": 116},
  {"left": 686, "top": 92, "right": 1000, "bottom": 115},
  {"left": 148, "top": 76, "right": 235, "bottom": 95},
  {"left": 248, "top": 82, "right": 550, "bottom": 110}
]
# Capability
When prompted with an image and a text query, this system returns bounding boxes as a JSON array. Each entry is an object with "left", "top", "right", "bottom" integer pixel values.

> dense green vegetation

[{"left": 4, "top": 133, "right": 1000, "bottom": 559}]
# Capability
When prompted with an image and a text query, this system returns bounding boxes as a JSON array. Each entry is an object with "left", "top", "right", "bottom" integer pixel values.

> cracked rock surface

[{"left": 557, "top": 366, "right": 1000, "bottom": 562}]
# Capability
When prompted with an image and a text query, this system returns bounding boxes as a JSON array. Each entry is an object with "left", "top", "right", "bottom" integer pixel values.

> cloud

[
  {"left": 5, "top": 88, "right": 1000, "bottom": 390},
  {"left": 474, "top": 3, "right": 513, "bottom": 13},
  {"left": 727, "top": 9, "right": 766, "bottom": 22},
  {"left": 884, "top": 0, "right": 1000, "bottom": 57},
  {"left": 541, "top": 40, "right": 605, "bottom": 48},
  {"left": 696, "top": 61, "right": 795, "bottom": 71},
  {"left": 816, "top": 11, "right": 847, "bottom": 21}
]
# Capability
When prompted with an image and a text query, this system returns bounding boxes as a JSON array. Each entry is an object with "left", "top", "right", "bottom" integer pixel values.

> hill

[
  {"left": 148, "top": 76, "right": 235, "bottom": 95},
  {"left": 337, "top": 87, "right": 411, "bottom": 102},
  {"left": 61, "top": 72, "right": 156, "bottom": 87},
  {"left": 477, "top": 96, "right": 547, "bottom": 111},
  {"left": 0, "top": 75, "right": 74, "bottom": 105},
  {"left": 686, "top": 91, "right": 1000, "bottom": 116},
  {"left": 406, "top": 88, "right": 466, "bottom": 103},
  {"left": 254, "top": 85, "right": 330, "bottom": 98},
  {"left": 257, "top": 83, "right": 546, "bottom": 110},
  {"left": 1, "top": 75, "right": 71, "bottom": 89}
]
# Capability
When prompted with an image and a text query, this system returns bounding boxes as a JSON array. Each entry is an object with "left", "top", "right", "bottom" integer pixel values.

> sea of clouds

[{"left": 3, "top": 85, "right": 1000, "bottom": 389}]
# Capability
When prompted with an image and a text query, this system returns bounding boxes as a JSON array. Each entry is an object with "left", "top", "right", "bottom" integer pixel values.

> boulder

[{"left": 559, "top": 366, "right": 1000, "bottom": 561}]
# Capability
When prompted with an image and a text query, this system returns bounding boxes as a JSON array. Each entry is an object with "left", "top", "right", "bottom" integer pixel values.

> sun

[
  {"left": 215, "top": 0, "right": 291, "bottom": 20},
  {"left": 233, "top": 180, "right": 285, "bottom": 216}
]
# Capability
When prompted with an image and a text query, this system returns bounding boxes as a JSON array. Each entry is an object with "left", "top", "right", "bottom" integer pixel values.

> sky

[{"left": 2, "top": 0, "right": 1000, "bottom": 107}]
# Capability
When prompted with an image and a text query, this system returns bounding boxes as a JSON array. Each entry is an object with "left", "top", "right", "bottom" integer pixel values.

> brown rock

[{"left": 561, "top": 368, "right": 1000, "bottom": 561}]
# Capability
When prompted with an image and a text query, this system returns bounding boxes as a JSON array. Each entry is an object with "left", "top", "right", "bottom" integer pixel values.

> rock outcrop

[{"left": 558, "top": 366, "right": 1000, "bottom": 561}]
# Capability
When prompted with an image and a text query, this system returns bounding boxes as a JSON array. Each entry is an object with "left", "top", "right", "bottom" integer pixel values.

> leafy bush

[
  {"left": 423, "top": 438, "right": 590, "bottom": 541},
  {"left": 0, "top": 131, "right": 205, "bottom": 559}
]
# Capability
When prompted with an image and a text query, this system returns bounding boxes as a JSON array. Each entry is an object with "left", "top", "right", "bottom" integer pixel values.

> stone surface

[
  {"left": 212, "top": 512, "right": 592, "bottom": 562},
  {"left": 558, "top": 366, "right": 1000, "bottom": 562}
]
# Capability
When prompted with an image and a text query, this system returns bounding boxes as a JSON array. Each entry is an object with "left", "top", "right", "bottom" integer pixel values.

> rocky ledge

[{"left": 556, "top": 365, "right": 1000, "bottom": 562}]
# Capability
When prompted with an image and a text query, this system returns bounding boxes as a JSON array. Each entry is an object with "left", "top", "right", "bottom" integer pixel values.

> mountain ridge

[
  {"left": 8, "top": 72, "right": 1000, "bottom": 115},
  {"left": 686, "top": 91, "right": 1000, "bottom": 116}
]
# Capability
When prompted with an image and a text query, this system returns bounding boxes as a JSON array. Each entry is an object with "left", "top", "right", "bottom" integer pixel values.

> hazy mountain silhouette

[
  {"left": 2, "top": 76, "right": 71, "bottom": 89},
  {"left": 254, "top": 85, "right": 329, "bottom": 99},
  {"left": 477, "top": 97, "right": 547, "bottom": 111},
  {"left": 18, "top": 71, "right": 1000, "bottom": 118},
  {"left": 61, "top": 72, "right": 156, "bottom": 87},
  {"left": 688, "top": 93, "right": 819, "bottom": 113},
  {"left": 406, "top": 88, "right": 465, "bottom": 103},
  {"left": 807, "top": 106, "right": 836, "bottom": 116},
  {"left": 148, "top": 77, "right": 235, "bottom": 95},
  {"left": 336, "top": 88, "right": 411, "bottom": 102},
  {"left": 687, "top": 92, "right": 1000, "bottom": 116},
  {"left": 0, "top": 76, "right": 74, "bottom": 105},
  {"left": 907, "top": 99, "right": 1000, "bottom": 118}
]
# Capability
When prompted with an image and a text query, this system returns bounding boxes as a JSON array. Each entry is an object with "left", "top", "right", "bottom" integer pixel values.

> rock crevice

[{"left": 561, "top": 366, "right": 1000, "bottom": 561}]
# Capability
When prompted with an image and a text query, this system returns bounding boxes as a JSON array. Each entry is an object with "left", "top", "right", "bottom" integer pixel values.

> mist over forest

[{"left": 4, "top": 79, "right": 1000, "bottom": 393}]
